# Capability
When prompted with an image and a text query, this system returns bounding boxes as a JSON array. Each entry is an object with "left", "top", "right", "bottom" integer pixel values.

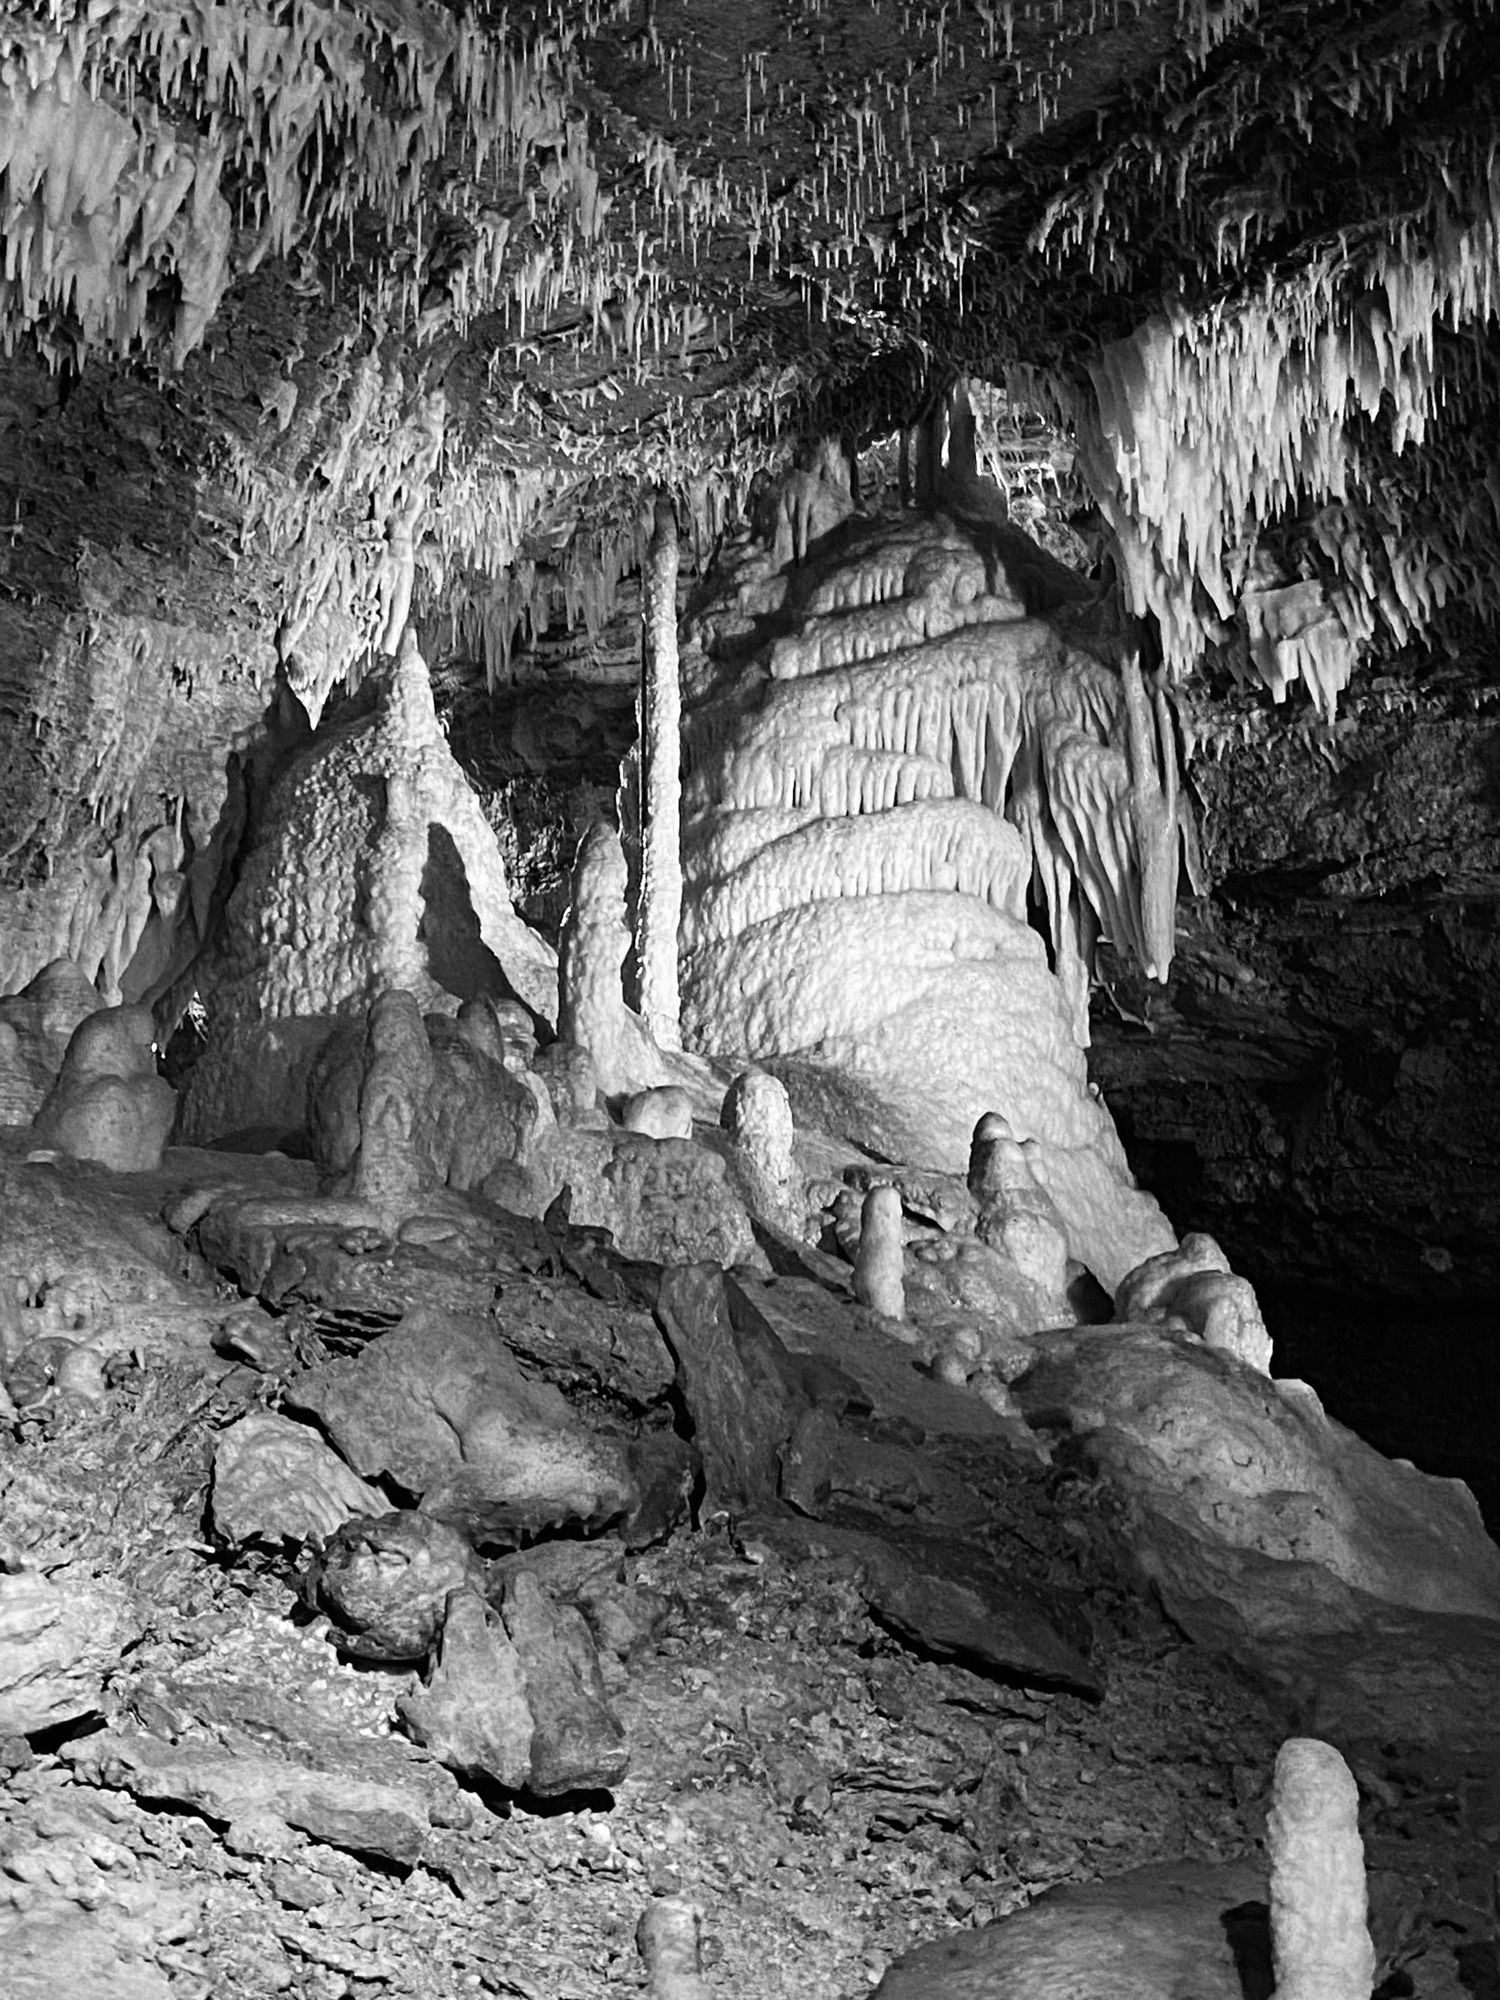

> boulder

[
  {"left": 287, "top": 1307, "right": 637, "bottom": 1547},
  {"left": 308, "top": 1511, "right": 485, "bottom": 1661},
  {"left": 1011, "top": 1325, "right": 1500, "bottom": 1742},
  {"left": 501, "top": 1570, "right": 629, "bottom": 1794},
  {"left": 0, "top": 1907, "right": 175, "bottom": 2000},
  {"left": 398, "top": 1588, "right": 534, "bottom": 1787},
  {"left": 621, "top": 1084, "right": 694, "bottom": 1140},
  {"left": 0, "top": 1568, "right": 142, "bottom": 1736},
  {"left": 1012, "top": 1326, "right": 1500, "bottom": 1635},
  {"left": 211, "top": 1410, "right": 385, "bottom": 1547}
]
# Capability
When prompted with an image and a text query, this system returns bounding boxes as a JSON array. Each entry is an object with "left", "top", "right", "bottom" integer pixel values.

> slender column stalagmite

[{"left": 637, "top": 495, "right": 683, "bottom": 1050}]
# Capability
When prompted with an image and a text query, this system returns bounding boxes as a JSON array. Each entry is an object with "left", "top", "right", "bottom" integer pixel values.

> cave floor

[{"left": 1, "top": 1272, "right": 1497, "bottom": 1997}]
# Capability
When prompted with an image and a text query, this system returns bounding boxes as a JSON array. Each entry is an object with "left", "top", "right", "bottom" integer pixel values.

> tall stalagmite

[{"left": 637, "top": 497, "right": 684, "bottom": 1052}]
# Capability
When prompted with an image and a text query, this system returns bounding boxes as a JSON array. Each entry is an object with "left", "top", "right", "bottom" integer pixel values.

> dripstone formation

[{"left": 2, "top": 1, "right": 1499, "bottom": 1996}]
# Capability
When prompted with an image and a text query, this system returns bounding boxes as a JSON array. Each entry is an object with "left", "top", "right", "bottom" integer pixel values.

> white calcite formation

[
  {"left": 557, "top": 821, "right": 673, "bottom": 1101},
  {"left": 179, "top": 634, "right": 554, "bottom": 1145},
  {"left": 853, "top": 1183, "right": 907, "bottom": 1322},
  {"left": 1267, "top": 1738, "right": 1376, "bottom": 2000},
  {"left": 678, "top": 509, "right": 1177, "bottom": 1292}
]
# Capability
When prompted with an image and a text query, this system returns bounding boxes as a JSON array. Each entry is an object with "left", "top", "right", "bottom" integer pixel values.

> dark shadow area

[
  {"left": 418, "top": 821, "right": 508, "bottom": 1002},
  {"left": 1220, "top": 1899, "right": 1273, "bottom": 2000},
  {"left": 1258, "top": 1282, "right": 1500, "bottom": 1537}
]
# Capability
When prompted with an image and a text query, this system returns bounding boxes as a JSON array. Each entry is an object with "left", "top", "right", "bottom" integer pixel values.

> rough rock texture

[
  {"left": 180, "top": 637, "right": 555, "bottom": 1142},
  {"left": 679, "top": 516, "right": 1176, "bottom": 1294},
  {"left": 0, "top": 1906, "right": 177, "bottom": 2000},
  {"left": 1013, "top": 1327, "right": 1500, "bottom": 1631},
  {"left": 287, "top": 1307, "right": 638, "bottom": 1547},
  {"left": 30, "top": 1005, "right": 176, "bottom": 1173},
  {"left": 1012, "top": 1325, "right": 1500, "bottom": 1744},
  {"left": 871, "top": 1856, "right": 1267, "bottom": 2000},
  {"left": 500, "top": 1570, "right": 630, "bottom": 1796},
  {"left": 551, "top": 1129, "right": 759, "bottom": 1269},
  {"left": 305, "top": 990, "right": 552, "bottom": 1207},
  {"left": 397, "top": 1588, "right": 534, "bottom": 1789},
  {"left": 0, "top": 960, "right": 105, "bottom": 1124},
  {"left": 308, "top": 1513, "right": 485, "bottom": 1662},
  {"left": 0, "top": 1569, "right": 142, "bottom": 1736},
  {"left": 210, "top": 1410, "right": 384, "bottom": 1548}
]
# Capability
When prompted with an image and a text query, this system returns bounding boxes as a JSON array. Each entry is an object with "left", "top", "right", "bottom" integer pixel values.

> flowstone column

[{"left": 637, "top": 496, "right": 683, "bottom": 1051}]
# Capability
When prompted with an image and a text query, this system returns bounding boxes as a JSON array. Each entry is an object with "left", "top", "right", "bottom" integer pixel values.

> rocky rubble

[{"left": 1, "top": 984, "right": 1498, "bottom": 1998}]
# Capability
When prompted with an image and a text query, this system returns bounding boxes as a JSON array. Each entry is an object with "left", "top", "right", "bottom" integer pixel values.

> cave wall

[{"left": 1092, "top": 702, "right": 1500, "bottom": 1303}]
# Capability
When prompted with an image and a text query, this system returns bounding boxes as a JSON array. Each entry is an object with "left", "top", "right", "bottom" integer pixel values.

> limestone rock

[
  {"left": 720, "top": 1066, "right": 801, "bottom": 1222},
  {"left": 654, "top": 1262, "right": 805, "bottom": 1515},
  {"left": 501, "top": 1570, "right": 629, "bottom": 1794},
  {"left": 70, "top": 1727, "right": 431, "bottom": 1867},
  {"left": 0, "top": 959, "right": 104, "bottom": 1124},
  {"left": 0, "top": 1568, "right": 142, "bottom": 1736},
  {"left": 532, "top": 1040, "right": 607, "bottom": 1125},
  {"left": 174, "top": 1014, "right": 337, "bottom": 1149},
  {"left": 1114, "top": 1233, "right": 1272, "bottom": 1373},
  {"left": 969, "top": 1111, "right": 1072, "bottom": 1317},
  {"left": 211, "top": 1410, "right": 385, "bottom": 1547},
  {"left": 29, "top": 1006, "right": 175, "bottom": 1173},
  {"left": 557, "top": 821, "right": 670, "bottom": 1098},
  {"left": 1267, "top": 1738, "right": 1375, "bottom": 2000},
  {"left": 308, "top": 1511, "right": 485, "bottom": 1660},
  {"left": 551, "top": 1128, "right": 758, "bottom": 1269},
  {"left": 678, "top": 517, "right": 1178, "bottom": 1294},
  {"left": 287, "top": 1307, "right": 637, "bottom": 1547},
  {"left": 0, "top": 1907, "right": 176, "bottom": 2000},
  {"left": 906, "top": 1234, "right": 1060, "bottom": 1361},
  {"left": 748, "top": 1512, "right": 1101, "bottom": 1696},
  {"left": 1011, "top": 1327, "right": 1500, "bottom": 1650},
  {"left": 182, "top": 635, "right": 556, "bottom": 1132},
  {"left": 305, "top": 990, "right": 553, "bottom": 1210},
  {"left": 397, "top": 1588, "right": 534, "bottom": 1787},
  {"left": 871, "top": 1856, "right": 1267, "bottom": 2000},
  {"left": 853, "top": 1183, "right": 907, "bottom": 1320},
  {"left": 621, "top": 1084, "right": 694, "bottom": 1139}
]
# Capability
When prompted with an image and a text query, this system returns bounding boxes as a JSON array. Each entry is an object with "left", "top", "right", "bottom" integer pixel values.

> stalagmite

[
  {"left": 968, "top": 1111, "right": 1071, "bottom": 1313},
  {"left": 557, "top": 822, "right": 670, "bottom": 1100},
  {"left": 722, "top": 1068, "right": 797, "bottom": 1206},
  {"left": 1267, "top": 1738, "right": 1376, "bottom": 2000},
  {"left": 637, "top": 497, "right": 684, "bottom": 1052},
  {"left": 854, "top": 1183, "right": 907, "bottom": 1321}
]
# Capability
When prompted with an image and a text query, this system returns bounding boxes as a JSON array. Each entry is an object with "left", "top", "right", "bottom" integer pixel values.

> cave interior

[{"left": 2, "top": 1, "right": 1500, "bottom": 1996}]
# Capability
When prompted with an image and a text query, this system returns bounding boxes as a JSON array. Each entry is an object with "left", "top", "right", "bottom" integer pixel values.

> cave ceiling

[
  {"left": 4, "top": 0, "right": 1500, "bottom": 1309},
  {"left": 2, "top": 0, "right": 1497, "bottom": 709}
]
